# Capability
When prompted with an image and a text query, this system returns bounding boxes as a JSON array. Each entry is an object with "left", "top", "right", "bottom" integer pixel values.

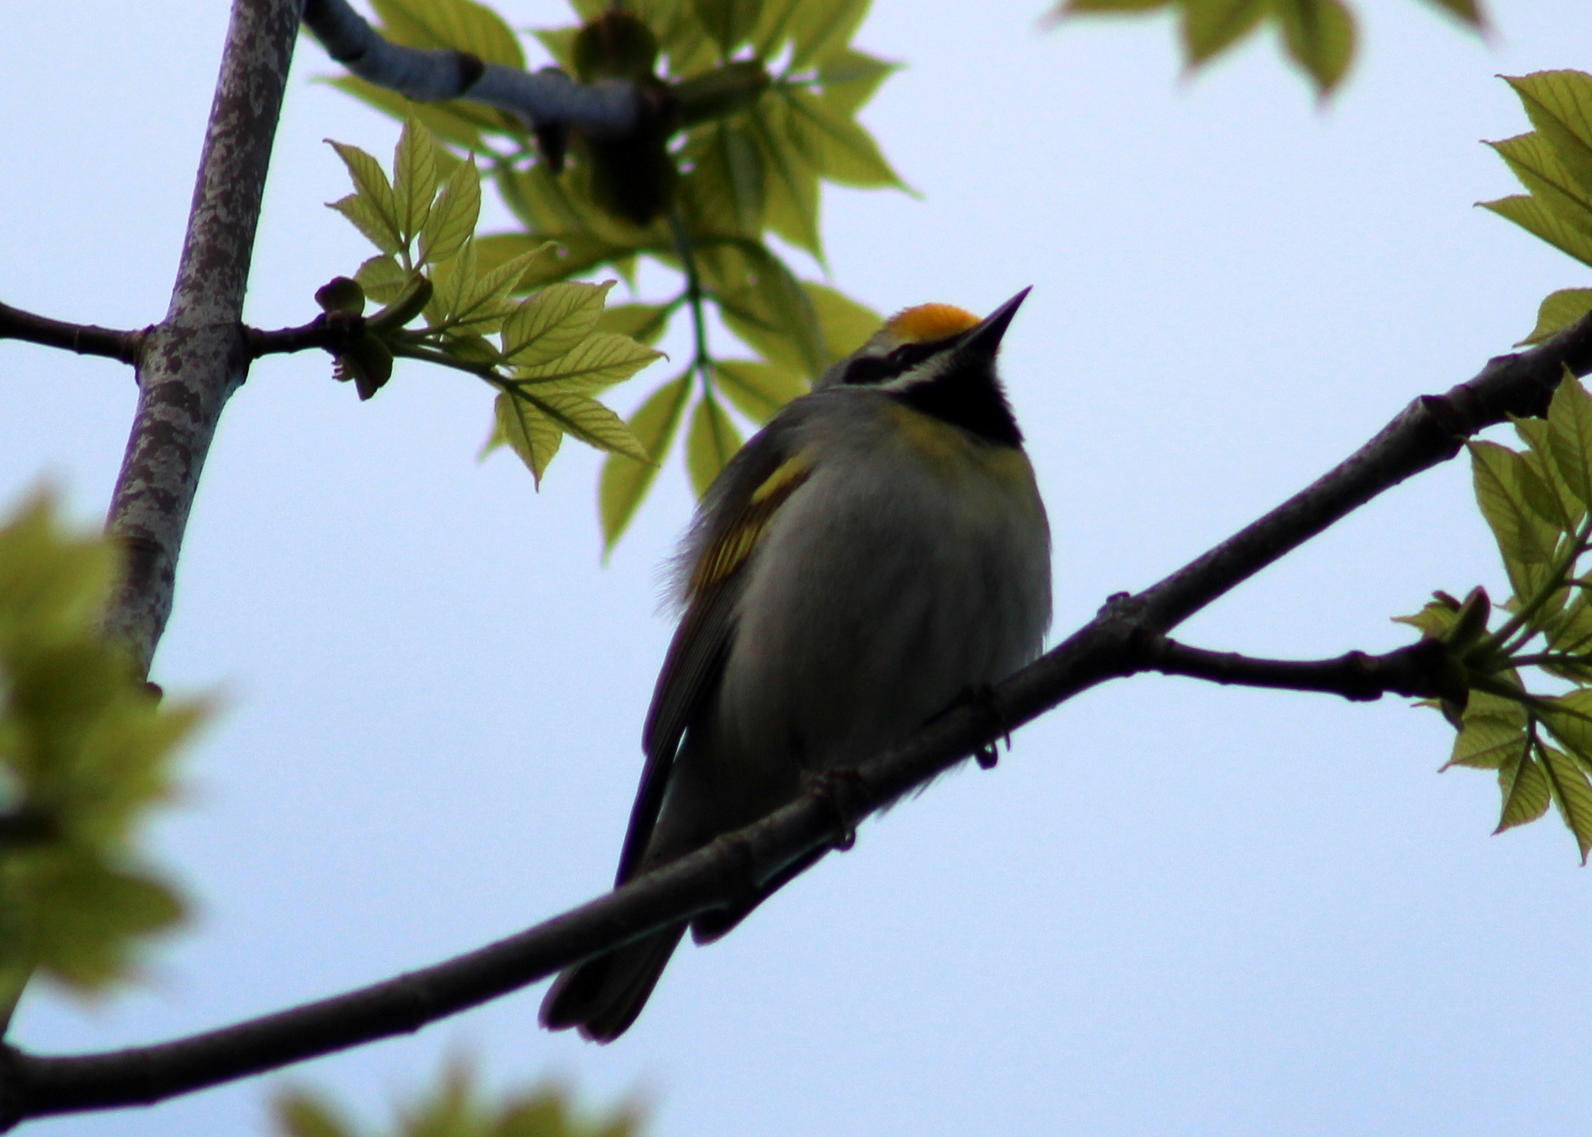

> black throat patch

[{"left": 888, "top": 359, "right": 1024, "bottom": 447}]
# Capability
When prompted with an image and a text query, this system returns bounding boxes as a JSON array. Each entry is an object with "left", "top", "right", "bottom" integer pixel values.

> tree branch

[
  {"left": 100, "top": 0, "right": 303, "bottom": 676},
  {"left": 0, "top": 302, "right": 141, "bottom": 364},
  {"left": 1140, "top": 635, "right": 1456, "bottom": 701},
  {"left": 6, "top": 312, "right": 1592, "bottom": 1126},
  {"left": 300, "top": 0, "right": 639, "bottom": 136},
  {"left": 1132, "top": 319, "right": 1592, "bottom": 633}
]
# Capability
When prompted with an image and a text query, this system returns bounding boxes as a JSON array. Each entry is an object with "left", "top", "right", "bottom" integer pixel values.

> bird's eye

[
  {"left": 894, "top": 341, "right": 940, "bottom": 368},
  {"left": 841, "top": 341, "right": 941, "bottom": 387},
  {"left": 839, "top": 354, "right": 895, "bottom": 386}
]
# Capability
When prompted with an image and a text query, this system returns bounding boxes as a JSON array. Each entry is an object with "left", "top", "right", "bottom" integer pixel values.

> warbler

[{"left": 540, "top": 289, "right": 1052, "bottom": 1041}]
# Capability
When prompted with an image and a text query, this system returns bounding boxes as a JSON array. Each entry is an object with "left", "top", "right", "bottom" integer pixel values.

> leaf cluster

[
  {"left": 0, "top": 493, "right": 204, "bottom": 1006},
  {"left": 327, "top": 118, "right": 660, "bottom": 485},
  {"left": 1056, "top": 0, "right": 1484, "bottom": 97},
  {"left": 1398, "top": 376, "right": 1592, "bottom": 860},
  {"left": 275, "top": 1067, "right": 638, "bottom": 1137},
  {"left": 1482, "top": 70, "right": 1592, "bottom": 345},
  {"left": 327, "top": 0, "right": 904, "bottom": 548}
]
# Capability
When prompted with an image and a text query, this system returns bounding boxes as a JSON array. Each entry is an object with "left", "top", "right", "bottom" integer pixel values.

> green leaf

[
  {"left": 11, "top": 856, "right": 185, "bottom": 990},
  {"left": 1445, "top": 696, "right": 1526, "bottom": 771},
  {"left": 0, "top": 493, "right": 114, "bottom": 639},
  {"left": 327, "top": 140, "right": 401, "bottom": 251},
  {"left": 1480, "top": 194, "right": 1592, "bottom": 269},
  {"left": 752, "top": 0, "right": 869, "bottom": 67},
  {"left": 420, "top": 156, "right": 481, "bottom": 267},
  {"left": 441, "top": 333, "right": 500, "bottom": 365},
  {"left": 806, "top": 281, "right": 880, "bottom": 360},
  {"left": 1487, "top": 133, "right": 1592, "bottom": 237},
  {"left": 446, "top": 244, "right": 558, "bottom": 333},
  {"left": 0, "top": 493, "right": 205, "bottom": 994},
  {"left": 392, "top": 117, "right": 439, "bottom": 242},
  {"left": 734, "top": 243, "right": 826, "bottom": 378},
  {"left": 1519, "top": 288, "right": 1592, "bottom": 345},
  {"left": 531, "top": 26, "right": 577, "bottom": 69},
  {"left": 354, "top": 255, "right": 409, "bottom": 304},
  {"left": 683, "top": 125, "right": 766, "bottom": 238},
  {"left": 1504, "top": 72, "right": 1592, "bottom": 200},
  {"left": 1539, "top": 743, "right": 1592, "bottom": 862},
  {"left": 779, "top": 87, "right": 906, "bottom": 189},
  {"left": 628, "top": 0, "right": 715, "bottom": 78},
  {"left": 1510, "top": 414, "right": 1583, "bottom": 534},
  {"left": 1061, "top": 0, "right": 1174, "bottom": 10},
  {"left": 500, "top": 281, "right": 615, "bottom": 366},
  {"left": 329, "top": 193, "right": 403, "bottom": 257},
  {"left": 748, "top": 98, "right": 823, "bottom": 257},
  {"left": 686, "top": 394, "right": 744, "bottom": 497},
  {"left": 1469, "top": 440, "right": 1558, "bottom": 600},
  {"left": 815, "top": 48, "right": 899, "bottom": 117},
  {"left": 1179, "top": 0, "right": 1267, "bottom": 67},
  {"left": 716, "top": 359, "right": 809, "bottom": 422},
  {"left": 1275, "top": 0, "right": 1355, "bottom": 96},
  {"left": 428, "top": 239, "right": 475, "bottom": 326},
  {"left": 1543, "top": 584, "right": 1592, "bottom": 667},
  {"left": 273, "top": 1090, "right": 356, "bottom": 1137},
  {"left": 694, "top": 0, "right": 758, "bottom": 56},
  {"left": 371, "top": 0, "right": 524, "bottom": 67},
  {"left": 1419, "top": 0, "right": 1485, "bottom": 26},
  {"left": 1546, "top": 373, "right": 1592, "bottom": 510},
  {"left": 492, "top": 390, "right": 563, "bottom": 486},
  {"left": 717, "top": 288, "right": 800, "bottom": 374},
  {"left": 510, "top": 332, "right": 661, "bottom": 393},
  {"left": 788, "top": 0, "right": 871, "bottom": 69},
  {"left": 1539, "top": 688, "right": 1592, "bottom": 757},
  {"left": 1392, "top": 593, "right": 1462, "bottom": 640},
  {"left": 601, "top": 374, "right": 692, "bottom": 551},
  {"left": 596, "top": 303, "right": 673, "bottom": 346},
  {"left": 1495, "top": 749, "right": 1551, "bottom": 833},
  {"left": 499, "top": 160, "right": 656, "bottom": 252},
  {"left": 532, "top": 391, "right": 650, "bottom": 461},
  {"left": 271, "top": 1066, "right": 641, "bottom": 1137}
]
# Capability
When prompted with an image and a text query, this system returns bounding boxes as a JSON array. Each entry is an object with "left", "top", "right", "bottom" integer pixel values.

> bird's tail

[{"left": 539, "top": 925, "right": 686, "bottom": 1043}]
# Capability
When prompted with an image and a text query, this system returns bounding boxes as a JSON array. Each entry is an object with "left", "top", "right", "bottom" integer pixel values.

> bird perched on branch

[{"left": 540, "top": 289, "right": 1052, "bottom": 1041}]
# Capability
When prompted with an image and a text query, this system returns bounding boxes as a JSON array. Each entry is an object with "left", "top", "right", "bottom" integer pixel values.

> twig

[
  {"left": 1139, "top": 635, "right": 1455, "bottom": 702},
  {"left": 0, "top": 302, "right": 142, "bottom": 364},
  {"left": 246, "top": 314, "right": 363, "bottom": 358},
  {"left": 300, "top": 0, "right": 639, "bottom": 136}
]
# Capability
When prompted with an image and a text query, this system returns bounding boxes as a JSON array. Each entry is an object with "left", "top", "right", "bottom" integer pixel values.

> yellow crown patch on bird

[{"left": 887, "top": 303, "right": 981, "bottom": 344}]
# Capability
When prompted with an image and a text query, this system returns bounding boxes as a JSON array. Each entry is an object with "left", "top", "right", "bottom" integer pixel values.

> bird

[{"left": 539, "top": 289, "right": 1052, "bottom": 1041}]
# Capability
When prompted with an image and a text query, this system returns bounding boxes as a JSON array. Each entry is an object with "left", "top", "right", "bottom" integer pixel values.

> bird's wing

[{"left": 614, "top": 426, "right": 817, "bottom": 885}]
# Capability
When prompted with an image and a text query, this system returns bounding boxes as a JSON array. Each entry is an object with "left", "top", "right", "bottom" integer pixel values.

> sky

[{"left": 6, "top": 2, "right": 1592, "bottom": 1136}]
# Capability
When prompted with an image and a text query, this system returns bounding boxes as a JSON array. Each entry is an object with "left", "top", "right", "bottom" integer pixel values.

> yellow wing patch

[
  {"left": 691, "top": 453, "right": 815, "bottom": 594},
  {"left": 887, "top": 302, "right": 980, "bottom": 344}
]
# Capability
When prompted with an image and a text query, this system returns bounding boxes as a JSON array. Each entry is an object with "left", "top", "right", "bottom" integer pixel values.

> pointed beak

[{"left": 959, "top": 287, "right": 1031, "bottom": 359}]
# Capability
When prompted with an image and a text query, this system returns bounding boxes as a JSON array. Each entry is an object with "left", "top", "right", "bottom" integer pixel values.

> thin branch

[
  {"left": 7, "top": 313, "right": 1592, "bottom": 1126},
  {"left": 1131, "top": 314, "right": 1592, "bottom": 632},
  {"left": 0, "top": 302, "right": 142, "bottom": 364},
  {"left": 100, "top": 0, "right": 302, "bottom": 676},
  {"left": 300, "top": 0, "right": 639, "bottom": 136},
  {"left": 1140, "top": 635, "right": 1455, "bottom": 702},
  {"left": 246, "top": 313, "right": 364, "bottom": 358},
  {"left": 667, "top": 210, "right": 714, "bottom": 387}
]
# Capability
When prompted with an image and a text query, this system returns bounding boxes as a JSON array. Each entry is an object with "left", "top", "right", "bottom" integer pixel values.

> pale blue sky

[{"left": 6, "top": 3, "right": 1592, "bottom": 1136}]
